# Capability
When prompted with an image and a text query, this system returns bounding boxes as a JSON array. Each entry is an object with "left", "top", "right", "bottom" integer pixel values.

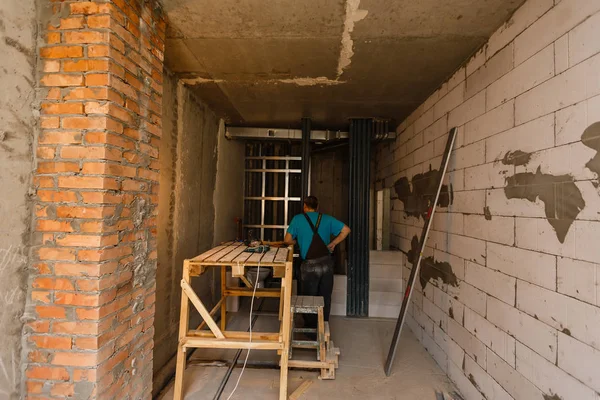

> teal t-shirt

[{"left": 287, "top": 212, "right": 345, "bottom": 259}]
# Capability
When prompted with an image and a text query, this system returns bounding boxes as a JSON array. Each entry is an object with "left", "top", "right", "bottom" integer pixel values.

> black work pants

[{"left": 299, "top": 255, "right": 334, "bottom": 328}]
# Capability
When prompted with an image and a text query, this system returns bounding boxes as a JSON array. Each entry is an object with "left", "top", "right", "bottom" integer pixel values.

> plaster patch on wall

[
  {"left": 502, "top": 150, "right": 532, "bottom": 166},
  {"left": 504, "top": 166, "right": 584, "bottom": 243},
  {"left": 582, "top": 122, "right": 600, "bottom": 181},
  {"left": 337, "top": 0, "right": 368, "bottom": 78},
  {"left": 406, "top": 235, "right": 459, "bottom": 289},
  {"left": 276, "top": 76, "right": 344, "bottom": 86},
  {"left": 393, "top": 167, "right": 453, "bottom": 219}
]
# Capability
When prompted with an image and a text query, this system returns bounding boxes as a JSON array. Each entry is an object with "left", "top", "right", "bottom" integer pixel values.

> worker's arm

[
  {"left": 327, "top": 225, "right": 351, "bottom": 252},
  {"left": 284, "top": 232, "right": 296, "bottom": 246}
]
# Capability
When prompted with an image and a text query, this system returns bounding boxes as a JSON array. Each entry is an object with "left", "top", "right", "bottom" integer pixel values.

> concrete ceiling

[{"left": 162, "top": 0, "right": 525, "bottom": 130}]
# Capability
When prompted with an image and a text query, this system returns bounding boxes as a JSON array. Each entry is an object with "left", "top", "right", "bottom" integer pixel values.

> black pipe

[
  {"left": 347, "top": 118, "right": 372, "bottom": 317},
  {"left": 213, "top": 297, "right": 266, "bottom": 400},
  {"left": 301, "top": 118, "right": 311, "bottom": 199}
]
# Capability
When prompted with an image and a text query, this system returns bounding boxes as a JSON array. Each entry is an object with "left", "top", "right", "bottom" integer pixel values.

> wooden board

[
  {"left": 251, "top": 247, "right": 277, "bottom": 263},
  {"left": 182, "top": 337, "right": 283, "bottom": 350},
  {"left": 191, "top": 245, "right": 288, "bottom": 268},
  {"left": 232, "top": 251, "right": 254, "bottom": 264},
  {"left": 224, "top": 288, "right": 281, "bottom": 298},
  {"left": 181, "top": 280, "right": 224, "bottom": 339},
  {"left": 190, "top": 242, "right": 234, "bottom": 262},
  {"left": 274, "top": 248, "right": 290, "bottom": 263},
  {"left": 289, "top": 380, "right": 313, "bottom": 400},
  {"left": 292, "top": 295, "right": 324, "bottom": 313},
  {"left": 187, "top": 330, "right": 280, "bottom": 341},
  {"left": 205, "top": 243, "right": 243, "bottom": 263},
  {"left": 219, "top": 245, "right": 250, "bottom": 262}
]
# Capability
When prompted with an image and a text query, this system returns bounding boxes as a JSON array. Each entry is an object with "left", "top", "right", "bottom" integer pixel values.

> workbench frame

[{"left": 173, "top": 243, "right": 294, "bottom": 400}]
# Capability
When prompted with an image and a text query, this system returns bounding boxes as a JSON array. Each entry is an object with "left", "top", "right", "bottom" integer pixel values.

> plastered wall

[
  {"left": 0, "top": 0, "right": 36, "bottom": 397},
  {"left": 154, "top": 72, "right": 246, "bottom": 395},
  {"left": 375, "top": 0, "right": 600, "bottom": 398}
]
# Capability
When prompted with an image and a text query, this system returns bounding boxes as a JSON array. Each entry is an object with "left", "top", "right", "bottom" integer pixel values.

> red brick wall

[{"left": 28, "top": 1, "right": 165, "bottom": 398}]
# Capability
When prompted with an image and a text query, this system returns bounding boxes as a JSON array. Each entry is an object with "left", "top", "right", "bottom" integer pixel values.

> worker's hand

[{"left": 327, "top": 243, "right": 336, "bottom": 252}]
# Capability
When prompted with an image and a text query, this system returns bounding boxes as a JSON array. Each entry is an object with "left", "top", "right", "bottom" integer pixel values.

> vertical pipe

[
  {"left": 301, "top": 118, "right": 311, "bottom": 199},
  {"left": 347, "top": 118, "right": 372, "bottom": 317}
]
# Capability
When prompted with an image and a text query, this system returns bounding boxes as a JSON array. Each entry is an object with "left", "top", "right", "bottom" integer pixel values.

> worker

[{"left": 284, "top": 196, "right": 351, "bottom": 334}]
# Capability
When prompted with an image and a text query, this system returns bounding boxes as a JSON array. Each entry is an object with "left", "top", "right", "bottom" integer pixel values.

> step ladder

[{"left": 289, "top": 295, "right": 340, "bottom": 379}]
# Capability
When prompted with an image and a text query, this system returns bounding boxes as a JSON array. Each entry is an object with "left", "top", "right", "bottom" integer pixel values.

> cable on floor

[{"left": 225, "top": 260, "right": 261, "bottom": 400}]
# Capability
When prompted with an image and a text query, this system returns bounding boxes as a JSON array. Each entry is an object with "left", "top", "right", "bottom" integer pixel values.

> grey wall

[
  {"left": 154, "top": 71, "right": 221, "bottom": 395},
  {"left": 311, "top": 148, "right": 349, "bottom": 274},
  {"left": 213, "top": 120, "right": 244, "bottom": 245},
  {"left": 0, "top": 0, "right": 36, "bottom": 398}
]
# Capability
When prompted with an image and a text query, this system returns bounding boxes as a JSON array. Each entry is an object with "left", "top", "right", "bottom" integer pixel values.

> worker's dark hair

[{"left": 303, "top": 196, "right": 319, "bottom": 210}]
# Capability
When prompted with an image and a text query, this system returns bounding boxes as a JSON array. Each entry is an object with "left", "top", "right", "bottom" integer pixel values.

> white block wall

[{"left": 375, "top": 0, "right": 600, "bottom": 399}]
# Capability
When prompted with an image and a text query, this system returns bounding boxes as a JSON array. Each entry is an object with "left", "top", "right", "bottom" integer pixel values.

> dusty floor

[{"left": 159, "top": 300, "right": 456, "bottom": 400}]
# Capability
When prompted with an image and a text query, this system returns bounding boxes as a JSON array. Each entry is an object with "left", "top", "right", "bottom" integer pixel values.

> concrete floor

[{"left": 159, "top": 303, "right": 456, "bottom": 400}]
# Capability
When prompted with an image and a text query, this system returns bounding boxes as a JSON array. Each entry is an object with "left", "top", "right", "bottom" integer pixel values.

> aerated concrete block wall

[{"left": 375, "top": 0, "right": 600, "bottom": 399}]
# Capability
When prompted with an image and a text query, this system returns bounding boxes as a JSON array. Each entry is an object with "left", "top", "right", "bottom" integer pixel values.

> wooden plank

[
  {"left": 313, "top": 296, "right": 324, "bottom": 308},
  {"left": 188, "top": 330, "right": 280, "bottom": 341},
  {"left": 205, "top": 243, "right": 243, "bottom": 263},
  {"left": 220, "top": 267, "right": 227, "bottom": 331},
  {"left": 273, "top": 265, "right": 285, "bottom": 278},
  {"left": 260, "top": 247, "right": 278, "bottom": 263},
  {"left": 182, "top": 337, "right": 282, "bottom": 350},
  {"left": 288, "top": 360, "right": 329, "bottom": 368},
  {"left": 173, "top": 261, "right": 191, "bottom": 400},
  {"left": 188, "top": 264, "right": 206, "bottom": 277},
  {"left": 196, "top": 297, "right": 224, "bottom": 331},
  {"left": 318, "top": 307, "right": 327, "bottom": 378},
  {"left": 190, "top": 242, "right": 233, "bottom": 262},
  {"left": 224, "top": 288, "right": 281, "bottom": 298},
  {"left": 232, "top": 251, "right": 253, "bottom": 263},
  {"left": 219, "top": 245, "right": 249, "bottom": 263},
  {"left": 279, "top": 259, "right": 293, "bottom": 400},
  {"left": 289, "top": 380, "right": 313, "bottom": 400},
  {"left": 231, "top": 263, "right": 245, "bottom": 277},
  {"left": 274, "top": 248, "right": 289, "bottom": 263},
  {"left": 180, "top": 280, "right": 225, "bottom": 339},
  {"left": 292, "top": 296, "right": 300, "bottom": 308},
  {"left": 240, "top": 275, "right": 254, "bottom": 289},
  {"left": 244, "top": 247, "right": 276, "bottom": 264}
]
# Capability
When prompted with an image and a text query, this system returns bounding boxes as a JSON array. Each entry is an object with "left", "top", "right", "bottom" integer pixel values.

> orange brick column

[{"left": 28, "top": 1, "right": 165, "bottom": 398}]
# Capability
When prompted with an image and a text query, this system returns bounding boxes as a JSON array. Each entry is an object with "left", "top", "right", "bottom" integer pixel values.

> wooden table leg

[
  {"left": 279, "top": 285, "right": 284, "bottom": 321},
  {"left": 279, "top": 258, "right": 293, "bottom": 400},
  {"left": 174, "top": 261, "right": 191, "bottom": 400},
  {"left": 221, "top": 266, "right": 227, "bottom": 331},
  {"left": 318, "top": 308, "right": 327, "bottom": 378}
]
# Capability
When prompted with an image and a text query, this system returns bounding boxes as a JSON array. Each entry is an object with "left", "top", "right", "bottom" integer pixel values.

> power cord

[{"left": 225, "top": 260, "right": 261, "bottom": 400}]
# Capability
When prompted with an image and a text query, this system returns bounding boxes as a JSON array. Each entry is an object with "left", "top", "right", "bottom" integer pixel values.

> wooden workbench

[{"left": 173, "top": 242, "right": 294, "bottom": 400}]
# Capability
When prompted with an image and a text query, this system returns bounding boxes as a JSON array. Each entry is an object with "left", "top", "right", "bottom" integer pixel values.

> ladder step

[
  {"left": 291, "top": 295, "right": 325, "bottom": 313},
  {"left": 292, "top": 340, "right": 319, "bottom": 347},
  {"left": 293, "top": 328, "right": 317, "bottom": 333}
]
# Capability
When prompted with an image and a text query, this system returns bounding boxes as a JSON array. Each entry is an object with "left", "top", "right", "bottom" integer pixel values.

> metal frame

[
  {"left": 243, "top": 144, "right": 302, "bottom": 240},
  {"left": 226, "top": 126, "right": 397, "bottom": 142}
]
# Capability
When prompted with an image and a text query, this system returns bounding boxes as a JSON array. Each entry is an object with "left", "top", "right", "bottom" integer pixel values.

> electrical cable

[
  {"left": 224, "top": 260, "right": 261, "bottom": 400},
  {"left": 212, "top": 296, "right": 265, "bottom": 400}
]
